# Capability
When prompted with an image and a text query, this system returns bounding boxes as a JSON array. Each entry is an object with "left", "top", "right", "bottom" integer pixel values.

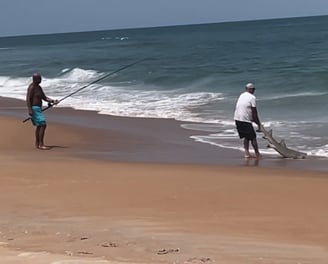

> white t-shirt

[{"left": 233, "top": 91, "right": 256, "bottom": 123}]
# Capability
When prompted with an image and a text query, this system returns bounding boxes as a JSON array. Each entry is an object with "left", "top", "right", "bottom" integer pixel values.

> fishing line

[{"left": 22, "top": 58, "right": 147, "bottom": 123}]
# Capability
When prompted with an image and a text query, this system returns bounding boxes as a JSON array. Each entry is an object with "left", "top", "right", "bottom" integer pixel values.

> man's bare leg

[
  {"left": 243, "top": 138, "right": 251, "bottom": 158},
  {"left": 251, "top": 138, "right": 261, "bottom": 159},
  {"left": 37, "top": 125, "right": 50, "bottom": 150},
  {"left": 35, "top": 126, "right": 41, "bottom": 148}
]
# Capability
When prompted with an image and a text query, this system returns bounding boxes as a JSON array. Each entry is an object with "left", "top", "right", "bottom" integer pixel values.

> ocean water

[{"left": 1, "top": 15, "right": 328, "bottom": 158}]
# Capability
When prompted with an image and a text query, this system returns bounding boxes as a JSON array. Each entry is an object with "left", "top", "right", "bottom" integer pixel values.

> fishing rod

[{"left": 22, "top": 58, "right": 147, "bottom": 123}]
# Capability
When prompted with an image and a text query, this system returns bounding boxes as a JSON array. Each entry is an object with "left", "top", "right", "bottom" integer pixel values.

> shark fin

[{"left": 279, "top": 140, "right": 287, "bottom": 147}]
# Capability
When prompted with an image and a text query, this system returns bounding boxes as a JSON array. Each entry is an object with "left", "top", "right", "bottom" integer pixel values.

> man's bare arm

[
  {"left": 251, "top": 107, "right": 261, "bottom": 129},
  {"left": 40, "top": 88, "right": 57, "bottom": 104}
]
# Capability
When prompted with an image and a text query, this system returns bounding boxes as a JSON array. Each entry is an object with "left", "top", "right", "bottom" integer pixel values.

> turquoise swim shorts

[{"left": 31, "top": 106, "right": 46, "bottom": 126}]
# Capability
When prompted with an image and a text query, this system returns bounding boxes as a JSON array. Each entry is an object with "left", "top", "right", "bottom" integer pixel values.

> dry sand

[{"left": 0, "top": 97, "right": 328, "bottom": 263}]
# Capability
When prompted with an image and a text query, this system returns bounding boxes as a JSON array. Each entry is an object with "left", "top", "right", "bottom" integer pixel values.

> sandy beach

[{"left": 0, "top": 97, "right": 328, "bottom": 263}]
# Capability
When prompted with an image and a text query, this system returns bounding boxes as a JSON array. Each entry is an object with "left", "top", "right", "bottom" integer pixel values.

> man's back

[{"left": 234, "top": 91, "right": 256, "bottom": 122}]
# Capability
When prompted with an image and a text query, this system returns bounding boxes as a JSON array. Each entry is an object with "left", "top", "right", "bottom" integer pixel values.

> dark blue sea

[{"left": 1, "top": 15, "right": 328, "bottom": 157}]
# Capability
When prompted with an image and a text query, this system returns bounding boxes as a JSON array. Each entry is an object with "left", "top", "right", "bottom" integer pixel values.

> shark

[{"left": 259, "top": 124, "right": 307, "bottom": 159}]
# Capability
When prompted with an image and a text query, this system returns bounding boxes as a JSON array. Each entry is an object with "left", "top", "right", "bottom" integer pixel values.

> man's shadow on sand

[{"left": 243, "top": 158, "right": 260, "bottom": 167}]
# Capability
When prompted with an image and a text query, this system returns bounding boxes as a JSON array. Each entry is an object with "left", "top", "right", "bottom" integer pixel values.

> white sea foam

[
  {"left": 101, "top": 36, "right": 129, "bottom": 41},
  {"left": 190, "top": 134, "right": 278, "bottom": 156},
  {"left": 0, "top": 76, "right": 30, "bottom": 99},
  {"left": 308, "top": 145, "right": 328, "bottom": 158},
  {"left": 261, "top": 91, "right": 328, "bottom": 101},
  {"left": 61, "top": 68, "right": 71, "bottom": 73},
  {"left": 185, "top": 119, "right": 328, "bottom": 158},
  {"left": 0, "top": 69, "right": 101, "bottom": 100},
  {"left": 61, "top": 85, "right": 224, "bottom": 123},
  {"left": 59, "top": 68, "right": 101, "bottom": 82},
  {"left": 0, "top": 76, "right": 11, "bottom": 86},
  {"left": 0, "top": 70, "right": 224, "bottom": 123}
]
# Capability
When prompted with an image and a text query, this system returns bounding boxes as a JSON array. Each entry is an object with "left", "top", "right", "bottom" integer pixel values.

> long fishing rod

[{"left": 23, "top": 58, "right": 147, "bottom": 123}]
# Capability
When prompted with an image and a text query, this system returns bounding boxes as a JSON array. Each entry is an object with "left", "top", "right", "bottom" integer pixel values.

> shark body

[{"left": 259, "top": 124, "right": 307, "bottom": 159}]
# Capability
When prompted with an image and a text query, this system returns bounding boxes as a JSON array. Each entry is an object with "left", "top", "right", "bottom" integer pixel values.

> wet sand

[{"left": 0, "top": 97, "right": 328, "bottom": 263}]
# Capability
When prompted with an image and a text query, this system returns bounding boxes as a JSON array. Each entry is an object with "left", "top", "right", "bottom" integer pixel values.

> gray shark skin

[{"left": 259, "top": 124, "right": 307, "bottom": 159}]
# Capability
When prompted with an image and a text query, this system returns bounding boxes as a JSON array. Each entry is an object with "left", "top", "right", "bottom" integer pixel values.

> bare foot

[
  {"left": 244, "top": 154, "right": 253, "bottom": 159},
  {"left": 38, "top": 145, "right": 51, "bottom": 150}
]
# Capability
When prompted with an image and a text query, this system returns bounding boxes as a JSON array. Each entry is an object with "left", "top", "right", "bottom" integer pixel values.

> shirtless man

[{"left": 26, "top": 73, "right": 58, "bottom": 149}]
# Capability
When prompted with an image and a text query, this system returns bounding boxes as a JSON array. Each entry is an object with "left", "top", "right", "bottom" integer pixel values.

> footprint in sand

[
  {"left": 101, "top": 241, "right": 118, "bottom": 247},
  {"left": 157, "top": 248, "right": 180, "bottom": 255},
  {"left": 185, "top": 257, "right": 212, "bottom": 263}
]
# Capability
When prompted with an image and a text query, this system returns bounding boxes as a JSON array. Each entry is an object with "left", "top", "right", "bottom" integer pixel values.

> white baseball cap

[{"left": 245, "top": 83, "right": 255, "bottom": 89}]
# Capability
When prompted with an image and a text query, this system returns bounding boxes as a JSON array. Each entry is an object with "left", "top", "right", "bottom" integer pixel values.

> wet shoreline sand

[
  {"left": 1, "top": 97, "right": 327, "bottom": 171},
  {"left": 0, "top": 97, "right": 328, "bottom": 263}
]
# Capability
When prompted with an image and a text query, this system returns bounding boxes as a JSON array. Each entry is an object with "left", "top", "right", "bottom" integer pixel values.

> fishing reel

[{"left": 48, "top": 100, "right": 59, "bottom": 107}]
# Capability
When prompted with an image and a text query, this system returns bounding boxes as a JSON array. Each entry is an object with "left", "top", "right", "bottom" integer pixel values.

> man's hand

[
  {"left": 48, "top": 99, "right": 59, "bottom": 107},
  {"left": 256, "top": 124, "right": 263, "bottom": 132}
]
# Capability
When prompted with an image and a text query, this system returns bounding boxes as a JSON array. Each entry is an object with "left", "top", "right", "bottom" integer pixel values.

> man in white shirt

[{"left": 234, "top": 83, "right": 261, "bottom": 159}]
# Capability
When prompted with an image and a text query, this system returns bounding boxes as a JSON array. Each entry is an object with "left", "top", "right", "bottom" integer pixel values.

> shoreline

[{"left": 1, "top": 96, "right": 327, "bottom": 172}]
